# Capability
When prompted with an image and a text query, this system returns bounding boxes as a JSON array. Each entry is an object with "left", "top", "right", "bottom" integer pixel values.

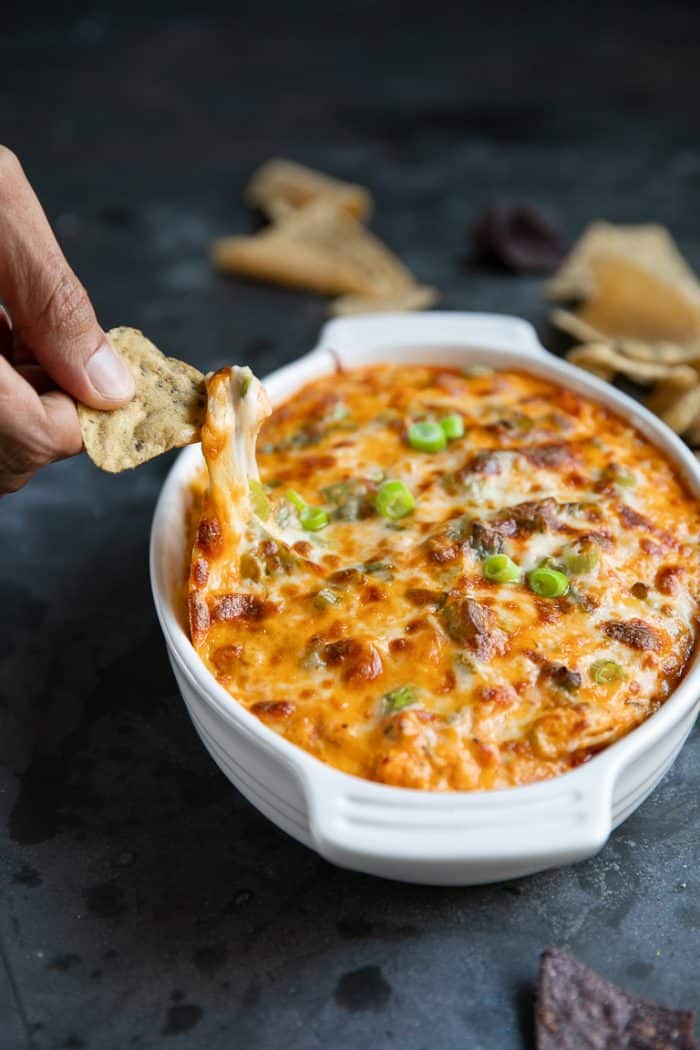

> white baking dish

[{"left": 150, "top": 312, "right": 700, "bottom": 885}]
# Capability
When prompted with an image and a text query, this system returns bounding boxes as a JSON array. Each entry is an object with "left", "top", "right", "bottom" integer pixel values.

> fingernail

[{"left": 86, "top": 342, "right": 135, "bottom": 401}]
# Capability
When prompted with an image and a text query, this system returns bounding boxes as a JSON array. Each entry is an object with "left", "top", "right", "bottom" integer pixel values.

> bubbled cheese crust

[{"left": 188, "top": 364, "right": 700, "bottom": 791}]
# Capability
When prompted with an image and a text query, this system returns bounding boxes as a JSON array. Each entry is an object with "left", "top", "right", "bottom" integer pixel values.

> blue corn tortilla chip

[{"left": 536, "top": 947, "right": 697, "bottom": 1049}]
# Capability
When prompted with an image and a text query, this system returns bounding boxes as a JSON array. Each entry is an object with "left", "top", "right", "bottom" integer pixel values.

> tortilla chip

[
  {"left": 244, "top": 159, "right": 373, "bottom": 222},
  {"left": 330, "top": 284, "right": 439, "bottom": 316},
  {"left": 568, "top": 343, "right": 697, "bottom": 386},
  {"left": 613, "top": 341, "right": 700, "bottom": 366},
  {"left": 212, "top": 200, "right": 418, "bottom": 299},
  {"left": 566, "top": 344, "right": 615, "bottom": 381},
  {"left": 536, "top": 947, "right": 697, "bottom": 1049},
  {"left": 575, "top": 255, "right": 700, "bottom": 346},
  {"left": 684, "top": 409, "right": 700, "bottom": 446},
  {"left": 78, "top": 327, "right": 206, "bottom": 473},
  {"left": 551, "top": 307, "right": 607, "bottom": 344},
  {"left": 656, "top": 382, "right": 700, "bottom": 435},
  {"left": 646, "top": 369, "right": 699, "bottom": 416},
  {"left": 546, "top": 221, "right": 700, "bottom": 302}
]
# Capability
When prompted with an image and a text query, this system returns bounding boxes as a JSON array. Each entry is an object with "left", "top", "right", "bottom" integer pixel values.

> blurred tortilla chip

[
  {"left": 551, "top": 307, "right": 607, "bottom": 344},
  {"left": 613, "top": 340, "right": 700, "bottom": 366},
  {"left": 244, "top": 159, "right": 373, "bottom": 222},
  {"left": 330, "top": 284, "right": 439, "bottom": 316},
  {"left": 575, "top": 255, "right": 700, "bottom": 346},
  {"left": 568, "top": 343, "right": 698, "bottom": 385},
  {"left": 212, "top": 200, "right": 420, "bottom": 300},
  {"left": 654, "top": 382, "right": 700, "bottom": 434},
  {"left": 79, "top": 327, "right": 206, "bottom": 473},
  {"left": 546, "top": 221, "right": 700, "bottom": 302}
]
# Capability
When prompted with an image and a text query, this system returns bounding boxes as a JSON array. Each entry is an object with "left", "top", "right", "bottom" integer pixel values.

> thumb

[{"left": 0, "top": 146, "right": 135, "bottom": 409}]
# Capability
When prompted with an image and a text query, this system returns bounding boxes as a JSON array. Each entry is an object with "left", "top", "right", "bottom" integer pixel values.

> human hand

[{"left": 0, "top": 146, "right": 135, "bottom": 494}]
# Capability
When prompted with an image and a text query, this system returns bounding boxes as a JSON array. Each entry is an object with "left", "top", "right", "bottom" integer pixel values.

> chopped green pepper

[
  {"left": 384, "top": 685, "right": 417, "bottom": 711},
  {"left": 313, "top": 588, "right": 341, "bottom": 610}
]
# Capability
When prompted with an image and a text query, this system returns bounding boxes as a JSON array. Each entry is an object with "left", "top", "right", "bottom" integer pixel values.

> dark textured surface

[{"left": 2, "top": 3, "right": 700, "bottom": 1048}]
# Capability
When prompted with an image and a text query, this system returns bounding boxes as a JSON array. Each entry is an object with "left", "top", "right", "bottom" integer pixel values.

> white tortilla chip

[
  {"left": 546, "top": 221, "right": 700, "bottom": 302},
  {"left": 244, "top": 158, "right": 373, "bottom": 222}
]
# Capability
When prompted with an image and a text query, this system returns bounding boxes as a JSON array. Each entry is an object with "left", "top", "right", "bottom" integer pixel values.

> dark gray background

[{"left": 2, "top": 2, "right": 700, "bottom": 1047}]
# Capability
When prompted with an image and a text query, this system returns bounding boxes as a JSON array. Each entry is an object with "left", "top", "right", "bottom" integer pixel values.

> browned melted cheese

[{"left": 188, "top": 364, "right": 700, "bottom": 791}]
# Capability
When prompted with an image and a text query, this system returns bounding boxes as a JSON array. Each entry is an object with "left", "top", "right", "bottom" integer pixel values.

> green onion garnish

[
  {"left": 239, "top": 371, "right": 251, "bottom": 397},
  {"left": 375, "top": 480, "right": 415, "bottom": 520},
  {"left": 590, "top": 659, "right": 625, "bottom": 685},
  {"left": 439, "top": 414, "right": 464, "bottom": 440},
  {"left": 300, "top": 506, "right": 329, "bottom": 531},
  {"left": 527, "top": 566, "right": 569, "bottom": 598},
  {"left": 249, "top": 479, "right": 270, "bottom": 520},
  {"left": 384, "top": 685, "right": 417, "bottom": 711},
  {"left": 563, "top": 541, "right": 600, "bottom": 576},
  {"left": 482, "top": 553, "right": 521, "bottom": 584},
  {"left": 407, "top": 421, "right": 447, "bottom": 453},
  {"left": 286, "top": 489, "right": 306, "bottom": 512},
  {"left": 285, "top": 489, "right": 329, "bottom": 531}
]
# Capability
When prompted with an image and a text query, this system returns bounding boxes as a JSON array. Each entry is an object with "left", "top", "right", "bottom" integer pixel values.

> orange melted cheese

[{"left": 188, "top": 363, "right": 700, "bottom": 791}]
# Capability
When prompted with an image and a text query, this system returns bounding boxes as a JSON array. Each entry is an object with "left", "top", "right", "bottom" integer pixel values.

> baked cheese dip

[{"left": 188, "top": 362, "right": 700, "bottom": 791}]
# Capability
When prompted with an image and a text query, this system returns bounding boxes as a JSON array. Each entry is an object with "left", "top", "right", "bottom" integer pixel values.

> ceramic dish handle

[
  {"left": 316, "top": 311, "right": 548, "bottom": 361},
  {"left": 304, "top": 761, "right": 614, "bottom": 881}
]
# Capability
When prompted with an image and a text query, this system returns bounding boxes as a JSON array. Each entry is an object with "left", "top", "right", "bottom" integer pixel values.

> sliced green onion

[
  {"left": 590, "top": 659, "right": 626, "bottom": 685},
  {"left": 407, "top": 421, "right": 447, "bottom": 453},
  {"left": 249, "top": 479, "right": 270, "bottom": 520},
  {"left": 239, "top": 371, "right": 251, "bottom": 397},
  {"left": 286, "top": 488, "right": 307, "bottom": 512},
  {"left": 483, "top": 553, "right": 521, "bottom": 584},
  {"left": 313, "top": 588, "right": 340, "bottom": 610},
  {"left": 285, "top": 489, "right": 329, "bottom": 531},
  {"left": 527, "top": 566, "right": 569, "bottom": 598},
  {"left": 384, "top": 685, "right": 417, "bottom": 711},
  {"left": 439, "top": 414, "right": 464, "bottom": 440},
  {"left": 375, "top": 479, "right": 415, "bottom": 520},
  {"left": 563, "top": 540, "right": 600, "bottom": 576},
  {"left": 300, "top": 506, "right": 329, "bottom": 531}
]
